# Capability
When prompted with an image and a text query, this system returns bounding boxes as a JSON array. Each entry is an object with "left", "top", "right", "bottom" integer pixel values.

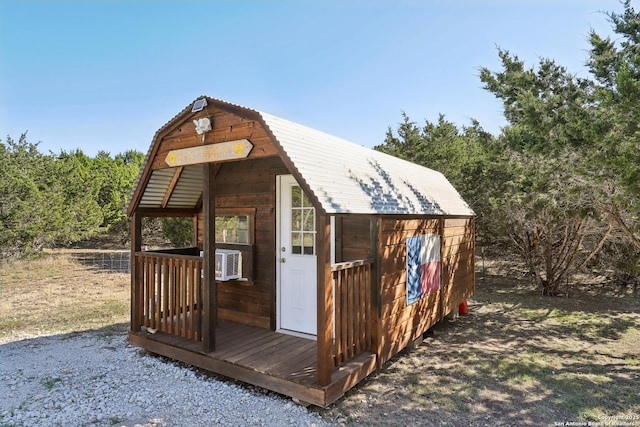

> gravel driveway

[{"left": 0, "top": 330, "right": 331, "bottom": 426}]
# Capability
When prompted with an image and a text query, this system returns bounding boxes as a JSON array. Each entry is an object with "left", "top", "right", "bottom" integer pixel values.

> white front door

[{"left": 277, "top": 175, "right": 317, "bottom": 337}]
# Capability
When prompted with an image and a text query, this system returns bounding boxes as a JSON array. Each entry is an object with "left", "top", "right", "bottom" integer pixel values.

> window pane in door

[
  {"left": 303, "top": 232, "right": 315, "bottom": 255},
  {"left": 303, "top": 208, "right": 314, "bottom": 231},
  {"left": 292, "top": 186, "right": 302, "bottom": 208},
  {"left": 290, "top": 185, "right": 316, "bottom": 256},
  {"left": 292, "top": 210, "right": 302, "bottom": 232}
]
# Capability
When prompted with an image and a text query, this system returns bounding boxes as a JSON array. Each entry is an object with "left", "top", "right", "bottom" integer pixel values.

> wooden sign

[{"left": 165, "top": 139, "right": 253, "bottom": 167}]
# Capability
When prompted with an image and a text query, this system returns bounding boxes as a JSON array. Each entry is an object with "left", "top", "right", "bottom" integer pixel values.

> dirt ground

[
  {"left": 1, "top": 252, "right": 639, "bottom": 426},
  {"left": 318, "top": 259, "right": 640, "bottom": 426},
  {"left": 0, "top": 252, "right": 130, "bottom": 342}
]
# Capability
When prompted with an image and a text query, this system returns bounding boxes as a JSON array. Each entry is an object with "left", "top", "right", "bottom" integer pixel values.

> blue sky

[{"left": 0, "top": 1, "right": 616, "bottom": 157}]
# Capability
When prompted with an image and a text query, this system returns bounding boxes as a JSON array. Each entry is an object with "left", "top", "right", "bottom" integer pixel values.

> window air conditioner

[{"left": 214, "top": 249, "right": 241, "bottom": 281}]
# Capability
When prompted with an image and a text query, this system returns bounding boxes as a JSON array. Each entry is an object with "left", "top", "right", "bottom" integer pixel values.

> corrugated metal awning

[{"left": 138, "top": 165, "right": 203, "bottom": 209}]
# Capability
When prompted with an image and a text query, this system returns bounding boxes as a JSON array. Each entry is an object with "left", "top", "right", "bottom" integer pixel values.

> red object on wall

[{"left": 459, "top": 300, "right": 468, "bottom": 315}]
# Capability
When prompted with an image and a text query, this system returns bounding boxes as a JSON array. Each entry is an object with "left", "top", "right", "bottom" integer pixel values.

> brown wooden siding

[
  {"left": 376, "top": 216, "right": 474, "bottom": 365},
  {"left": 151, "top": 108, "right": 279, "bottom": 170},
  {"left": 195, "top": 156, "right": 289, "bottom": 330},
  {"left": 377, "top": 217, "right": 439, "bottom": 364},
  {"left": 336, "top": 215, "right": 371, "bottom": 262},
  {"left": 440, "top": 217, "right": 475, "bottom": 317}
]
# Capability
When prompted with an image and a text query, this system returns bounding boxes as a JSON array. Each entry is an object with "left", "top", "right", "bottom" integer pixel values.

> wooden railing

[
  {"left": 134, "top": 251, "right": 203, "bottom": 341},
  {"left": 331, "top": 258, "right": 374, "bottom": 367}
]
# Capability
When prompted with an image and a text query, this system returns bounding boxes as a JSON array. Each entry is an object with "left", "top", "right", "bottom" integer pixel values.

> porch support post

[
  {"left": 202, "top": 163, "right": 217, "bottom": 352},
  {"left": 316, "top": 212, "right": 333, "bottom": 386},
  {"left": 438, "top": 217, "right": 446, "bottom": 321},
  {"left": 369, "top": 216, "right": 381, "bottom": 358},
  {"left": 130, "top": 212, "right": 142, "bottom": 333}
]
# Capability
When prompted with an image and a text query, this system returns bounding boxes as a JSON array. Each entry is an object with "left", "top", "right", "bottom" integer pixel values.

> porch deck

[{"left": 129, "top": 321, "right": 377, "bottom": 407}]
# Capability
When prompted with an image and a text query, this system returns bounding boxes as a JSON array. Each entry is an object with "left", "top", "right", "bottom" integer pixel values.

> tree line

[
  {"left": 376, "top": 1, "right": 640, "bottom": 295},
  {"left": 0, "top": 134, "right": 145, "bottom": 258},
  {"left": 2, "top": 3, "right": 638, "bottom": 297}
]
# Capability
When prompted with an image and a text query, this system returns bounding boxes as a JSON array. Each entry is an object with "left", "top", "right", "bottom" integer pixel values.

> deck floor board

[
  {"left": 146, "top": 321, "right": 319, "bottom": 383},
  {"left": 234, "top": 334, "right": 297, "bottom": 368},
  {"left": 132, "top": 320, "right": 376, "bottom": 406}
]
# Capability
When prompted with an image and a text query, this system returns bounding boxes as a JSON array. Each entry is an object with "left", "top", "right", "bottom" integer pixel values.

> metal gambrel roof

[
  {"left": 127, "top": 96, "right": 474, "bottom": 217},
  {"left": 258, "top": 111, "right": 473, "bottom": 216}
]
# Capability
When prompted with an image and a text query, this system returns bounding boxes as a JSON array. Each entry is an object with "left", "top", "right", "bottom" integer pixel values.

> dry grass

[
  {"left": 1, "top": 252, "right": 639, "bottom": 426},
  {"left": 0, "top": 253, "right": 129, "bottom": 343},
  {"left": 319, "top": 259, "right": 640, "bottom": 426}
]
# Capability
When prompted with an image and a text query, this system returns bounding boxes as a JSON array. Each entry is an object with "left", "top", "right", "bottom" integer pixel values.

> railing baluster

[
  {"left": 175, "top": 259, "right": 180, "bottom": 337},
  {"left": 346, "top": 268, "right": 353, "bottom": 360},
  {"left": 359, "top": 265, "right": 365, "bottom": 352},
  {"left": 155, "top": 257, "right": 162, "bottom": 331},
  {"left": 133, "top": 255, "right": 143, "bottom": 332},
  {"left": 159, "top": 258, "right": 166, "bottom": 333},
  {"left": 168, "top": 257, "right": 174, "bottom": 335},
  {"left": 364, "top": 263, "right": 370, "bottom": 349},
  {"left": 181, "top": 258, "right": 188, "bottom": 338},
  {"left": 141, "top": 256, "right": 147, "bottom": 328},
  {"left": 337, "top": 270, "right": 342, "bottom": 364},
  {"left": 187, "top": 260, "right": 192, "bottom": 338},
  {"left": 147, "top": 257, "right": 155, "bottom": 329},
  {"left": 353, "top": 267, "right": 362, "bottom": 354},
  {"left": 342, "top": 269, "right": 348, "bottom": 364}
]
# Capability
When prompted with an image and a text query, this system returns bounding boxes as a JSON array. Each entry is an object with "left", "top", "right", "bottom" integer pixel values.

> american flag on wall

[{"left": 406, "top": 234, "right": 441, "bottom": 305}]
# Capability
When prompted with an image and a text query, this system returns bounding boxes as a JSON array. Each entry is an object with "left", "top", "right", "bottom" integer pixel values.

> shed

[{"left": 126, "top": 96, "right": 475, "bottom": 406}]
